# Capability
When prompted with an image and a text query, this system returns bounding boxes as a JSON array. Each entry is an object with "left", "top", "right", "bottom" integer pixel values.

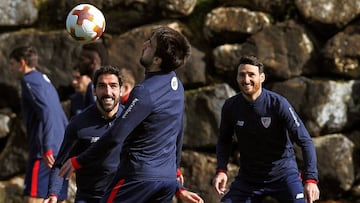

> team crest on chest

[
  {"left": 261, "top": 117, "right": 271, "bottom": 128},
  {"left": 171, "top": 76, "right": 178, "bottom": 91}
]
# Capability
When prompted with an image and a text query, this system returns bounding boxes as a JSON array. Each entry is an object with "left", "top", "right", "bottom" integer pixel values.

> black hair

[
  {"left": 237, "top": 55, "right": 264, "bottom": 73},
  {"left": 9, "top": 46, "right": 38, "bottom": 67},
  {"left": 93, "top": 65, "right": 123, "bottom": 87},
  {"left": 152, "top": 26, "right": 191, "bottom": 72},
  {"left": 82, "top": 42, "right": 109, "bottom": 65}
]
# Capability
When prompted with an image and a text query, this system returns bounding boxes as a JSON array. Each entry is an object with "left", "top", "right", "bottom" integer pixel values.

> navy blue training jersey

[
  {"left": 69, "top": 92, "right": 86, "bottom": 118},
  {"left": 217, "top": 88, "right": 318, "bottom": 183},
  {"left": 21, "top": 70, "right": 68, "bottom": 159},
  {"left": 48, "top": 104, "right": 124, "bottom": 199},
  {"left": 76, "top": 71, "right": 184, "bottom": 181},
  {"left": 83, "top": 83, "right": 96, "bottom": 107}
]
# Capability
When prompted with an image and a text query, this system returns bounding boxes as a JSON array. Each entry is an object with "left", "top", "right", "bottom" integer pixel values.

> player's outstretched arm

[
  {"left": 213, "top": 171, "right": 228, "bottom": 195},
  {"left": 58, "top": 158, "right": 75, "bottom": 179}
]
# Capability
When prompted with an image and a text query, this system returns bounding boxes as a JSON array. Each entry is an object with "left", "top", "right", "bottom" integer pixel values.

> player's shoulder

[
  {"left": 263, "top": 88, "right": 290, "bottom": 106},
  {"left": 23, "top": 71, "right": 51, "bottom": 86},
  {"left": 22, "top": 70, "right": 39, "bottom": 83},
  {"left": 223, "top": 93, "right": 242, "bottom": 108},
  {"left": 226, "top": 92, "right": 243, "bottom": 101},
  {"left": 69, "top": 104, "right": 97, "bottom": 122},
  {"left": 129, "top": 84, "right": 150, "bottom": 98},
  {"left": 70, "top": 92, "right": 83, "bottom": 101}
]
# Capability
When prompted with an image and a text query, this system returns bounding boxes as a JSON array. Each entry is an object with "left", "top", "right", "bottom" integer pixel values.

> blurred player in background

[
  {"left": 118, "top": 67, "right": 135, "bottom": 104},
  {"left": 77, "top": 42, "right": 108, "bottom": 108},
  {"left": 69, "top": 64, "right": 92, "bottom": 117},
  {"left": 8, "top": 45, "right": 68, "bottom": 203}
]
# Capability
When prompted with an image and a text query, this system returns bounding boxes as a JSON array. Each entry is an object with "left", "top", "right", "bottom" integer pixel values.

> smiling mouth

[
  {"left": 242, "top": 84, "right": 252, "bottom": 90},
  {"left": 102, "top": 97, "right": 114, "bottom": 104}
]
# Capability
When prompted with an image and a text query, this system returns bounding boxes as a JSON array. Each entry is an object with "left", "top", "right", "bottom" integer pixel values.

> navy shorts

[
  {"left": 221, "top": 172, "right": 306, "bottom": 203},
  {"left": 23, "top": 158, "right": 68, "bottom": 200},
  {"left": 75, "top": 198, "right": 101, "bottom": 203},
  {"left": 101, "top": 179, "right": 177, "bottom": 203}
]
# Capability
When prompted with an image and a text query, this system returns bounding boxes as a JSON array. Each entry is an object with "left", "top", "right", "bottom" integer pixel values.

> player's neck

[
  {"left": 242, "top": 89, "right": 262, "bottom": 102},
  {"left": 100, "top": 104, "right": 119, "bottom": 120},
  {"left": 23, "top": 66, "right": 36, "bottom": 75}
]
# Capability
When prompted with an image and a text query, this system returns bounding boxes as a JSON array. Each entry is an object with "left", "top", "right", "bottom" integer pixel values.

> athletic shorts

[
  {"left": 23, "top": 158, "right": 68, "bottom": 200},
  {"left": 221, "top": 172, "right": 306, "bottom": 203},
  {"left": 101, "top": 179, "right": 178, "bottom": 203},
  {"left": 75, "top": 198, "right": 101, "bottom": 203}
]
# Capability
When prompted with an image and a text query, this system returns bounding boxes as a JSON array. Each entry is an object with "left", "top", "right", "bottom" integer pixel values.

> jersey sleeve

[
  {"left": 75, "top": 85, "right": 153, "bottom": 168},
  {"left": 53, "top": 121, "right": 79, "bottom": 167},
  {"left": 279, "top": 97, "right": 318, "bottom": 181},
  {"left": 47, "top": 121, "right": 79, "bottom": 196},
  {"left": 216, "top": 99, "right": 234, "bottom": 172},
  {"left": 176, "top": 112, "right": 184, "bottom": 169},
  {"left": 24, "top": 81, "right": 61, "bottom": 155}
]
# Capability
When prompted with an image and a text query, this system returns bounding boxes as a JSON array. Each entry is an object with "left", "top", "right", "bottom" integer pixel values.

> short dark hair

[
  {"left": 238, "top": 55, "right": 264, "bottom": 73},
  {"left": 152, "top": 26, "right": 191, "bottom": 72},
  {"left": 9, "top": 46, "right": 38, "bottom": 67},
  {"left": 93, "top": 65, "right": 123, "bottom": 87},
  {"left": 82, "top": 42, "right": 108, "bottom": 65}
]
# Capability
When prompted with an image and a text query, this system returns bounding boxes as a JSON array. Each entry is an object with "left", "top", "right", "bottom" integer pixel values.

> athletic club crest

[
  {"left": 261, "top": 117, "right": 271, "bottom": 128},
  {"left": 171, "top": 76, "right": 178, "bottom": 91}
]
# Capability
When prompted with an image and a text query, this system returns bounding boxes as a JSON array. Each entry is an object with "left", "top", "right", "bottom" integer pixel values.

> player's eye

[{"left": 97, "top": 83, "right": 106, "bottom": 88}]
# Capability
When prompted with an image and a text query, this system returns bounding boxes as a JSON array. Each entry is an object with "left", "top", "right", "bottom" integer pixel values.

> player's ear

[
  {"left": 120, "top": 85, "right": 125, "bottom": 97},
  {"left": 153, "top": 57, "right": 162, "bottom": 65},
  {"left": 20, "top": 59, "right": 26, "bottom": 67},
  {"left": 260, "top": 72, "right": 265, "bottom": 83}
]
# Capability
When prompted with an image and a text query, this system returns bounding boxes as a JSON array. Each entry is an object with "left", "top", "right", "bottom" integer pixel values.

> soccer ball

[{"left": 66, "top": 4, "right": 106, "bottom": 42}]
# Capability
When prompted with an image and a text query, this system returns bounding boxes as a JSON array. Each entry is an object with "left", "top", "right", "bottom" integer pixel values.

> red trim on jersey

[
  {"left": 176, "top": 168, "right": 182, "bottom": 177},
  {"left": 217, "top": 169, "right": 227, "bottom": 174},
  {"left": 304, "top": 179, "right": 318, "bottom": 184},
  {"left": 176, "top": 189, "right": 185, "bottom": 198},
  {"left": 71, "top": 157, "right": 81, "bottom": 169},
  {"left": 106, "top": 179, "right": 125, "bottom": 203},
  {"left": 43, "top": 149, "right": 53, "bottom": 157},
  {"left": 30, "top": 159, "right": 40, "bottom": 196},
  {"left": 121, "top": 93, "right": 130, "bottom": 104}
]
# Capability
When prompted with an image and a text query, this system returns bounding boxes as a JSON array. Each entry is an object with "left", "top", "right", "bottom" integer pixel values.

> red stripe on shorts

[
  {"left": 30, "top": 159, "right": 40, "bottom": 196},
  {"left": 106, "top": 179, "right": 125, "bottom": 203}
]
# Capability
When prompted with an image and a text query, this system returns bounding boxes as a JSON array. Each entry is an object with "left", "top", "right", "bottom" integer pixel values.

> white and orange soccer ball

[{"left": 66, "top": 4, "right": 106, "bottom": 42}]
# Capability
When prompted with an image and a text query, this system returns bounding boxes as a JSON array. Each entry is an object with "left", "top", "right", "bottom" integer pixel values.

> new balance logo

[
  {"left": 91, "top": 137, "right": 100, "bottom": 143},
  {"left": 236, "top": 120, "right": 244, "bottom": 126},
  {"left": 296, "top": 193, "right": 304, "bottom": 199}
]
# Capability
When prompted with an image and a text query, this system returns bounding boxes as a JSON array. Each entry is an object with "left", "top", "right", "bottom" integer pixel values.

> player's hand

[
  {"left": 177, "top": 173, "right": 184, "bottom": 185},
  {"left": 58, "top": 159, "right": 75, "bottom": 180},
  {"left": 177, "top": 190, "right": 204, "bottom": 203},
  {"left": 43, "top": 195, "right": 57, "bottom": 203},
  {"left": 304, "top": 182, "right": 320, "bottom": 203},
  {"left": 212, "top": 171, "right": 227, "bottom": 195},
  {"left": 43, "top": 154, "right": 55, "bottom": 169}
]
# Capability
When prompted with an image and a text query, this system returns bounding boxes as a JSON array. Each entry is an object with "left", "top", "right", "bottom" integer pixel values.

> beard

[
  {"left": 139, "top": 57, "right": 151, "bottom": 69},
  {"left": 97, "top": 96, "right": 119, "bottom": 113}
]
